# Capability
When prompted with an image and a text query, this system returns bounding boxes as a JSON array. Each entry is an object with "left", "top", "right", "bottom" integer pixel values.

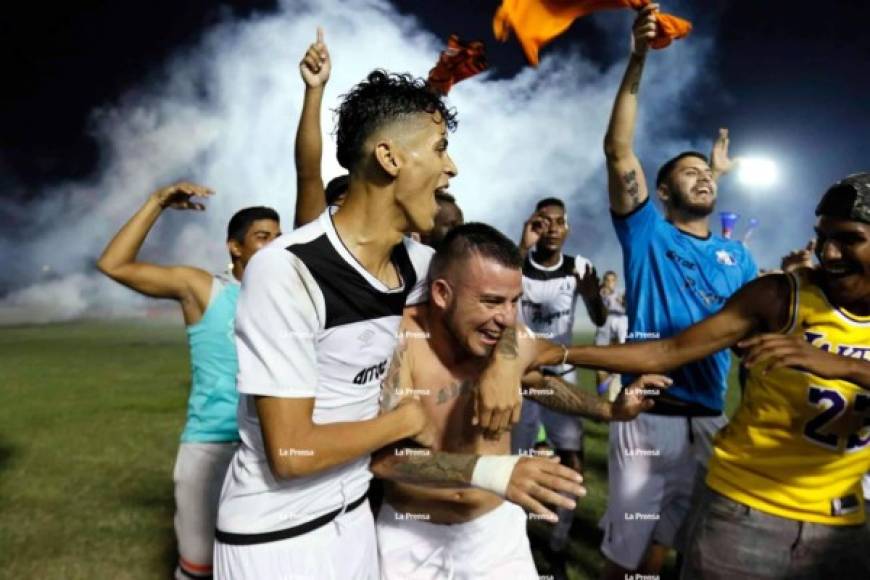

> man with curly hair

[{"left": 212, "top": 67, "right": 458, "bottom": 578}]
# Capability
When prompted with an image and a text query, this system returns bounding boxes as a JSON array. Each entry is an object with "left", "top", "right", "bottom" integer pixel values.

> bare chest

[{"left": 410, "top": 359, "right": 509, "bottom": 454}]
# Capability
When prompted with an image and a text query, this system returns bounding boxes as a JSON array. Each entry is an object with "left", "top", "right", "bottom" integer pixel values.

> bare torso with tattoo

[{"left": 383, "top": 307, "right": 512, "bottom": 524}]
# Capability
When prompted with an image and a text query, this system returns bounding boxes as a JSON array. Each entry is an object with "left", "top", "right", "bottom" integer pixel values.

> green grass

[
  {"left": 0, "top": 320, "right": 189, "bottom": 579},
  {"left": 0, "top": 321, "right": 742, "bottom": 579}
]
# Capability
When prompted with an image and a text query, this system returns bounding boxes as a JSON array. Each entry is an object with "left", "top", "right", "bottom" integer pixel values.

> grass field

[{"left": 0, "top": 320, "right": 742, "bottom": 579}]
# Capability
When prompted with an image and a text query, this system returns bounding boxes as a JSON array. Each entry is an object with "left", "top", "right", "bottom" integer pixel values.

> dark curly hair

[{"left": 335, "top": 70, "right": 458, "bottom": 171}]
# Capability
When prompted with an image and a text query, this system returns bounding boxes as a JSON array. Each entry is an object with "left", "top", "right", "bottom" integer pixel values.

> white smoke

[{"left": 2, "top": 0, "right": 780, "bottom": 325}]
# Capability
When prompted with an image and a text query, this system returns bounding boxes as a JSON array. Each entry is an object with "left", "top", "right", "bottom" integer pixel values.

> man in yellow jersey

[{"left": 533, "top": 172, "right": 870, "bottom": 578}]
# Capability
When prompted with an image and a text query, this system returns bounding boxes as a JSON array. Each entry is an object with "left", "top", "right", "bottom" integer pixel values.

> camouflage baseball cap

[{"left": 815, "top": 173, "right": 870, "bottom": 224}]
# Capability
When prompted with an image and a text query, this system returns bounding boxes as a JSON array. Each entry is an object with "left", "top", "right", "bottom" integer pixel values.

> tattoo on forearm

[
  {"left": 627, "top": 54, "right": 645, "bottom": 95},
  {"left": 623, "top": 169, "right": 640, "bottom": 203},
  {"left": 529, "top": 376, "right": 609, "bottom": 421},
  {"left": 380, "top": 339, "right": 408, "bottom": 412},
  {"left": 384, "top": 452, "right": 478, "bottom": 486},
  {"left": 496, "top": 327, "right": 519, "bottom": 360}
]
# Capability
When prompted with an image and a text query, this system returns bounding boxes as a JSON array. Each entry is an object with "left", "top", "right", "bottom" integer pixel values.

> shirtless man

[{"left": 372, "top": 222, "right": 669, "bottom": 578}]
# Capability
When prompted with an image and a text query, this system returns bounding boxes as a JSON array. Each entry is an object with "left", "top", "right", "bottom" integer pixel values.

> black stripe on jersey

[
  {"left": 287, "top": 235, "right": 416, "bottom": 329},
  {"left": 522, "top": 254, "right": 575, "bottom": 281}
]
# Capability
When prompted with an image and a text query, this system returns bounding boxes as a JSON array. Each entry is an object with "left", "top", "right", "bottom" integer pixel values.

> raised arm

[
  {"left": 293, "top": 27, "right": 331, "bottom": 228},
  {"left": 710, "top": 128, "right": 739, "bottom": 182},
  {"left": 96, "top": 182, "right": 213, "bottom": 322},
  {"left": 518, "top": 211, "right": 547, "bottom": 260},
  {"left": 535, "top": 274, "right": 792, "bottom": 374},
  {"left": 603, "top": 5, "right": 657, "bottom": 216}
]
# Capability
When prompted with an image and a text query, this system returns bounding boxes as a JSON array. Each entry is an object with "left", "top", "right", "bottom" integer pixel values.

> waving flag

[
  {"left": 493, "top": 0, "right": 692, "bottom": 66},
  {"left": 427, "top": 35, "right": 488, "bottom": 95}
]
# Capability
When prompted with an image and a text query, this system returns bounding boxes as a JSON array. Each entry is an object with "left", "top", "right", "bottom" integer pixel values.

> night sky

[{"left": 2, "top": 0, "right": 869, "bottom": 241}]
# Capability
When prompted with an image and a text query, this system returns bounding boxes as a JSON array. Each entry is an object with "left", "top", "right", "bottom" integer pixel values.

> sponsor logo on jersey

[
  {"left": 715, "top": 249, "right": 736, "bottom": 266},
  {"left": 665, "top": 249, "right": 729, "bottom": 306},
  {"left": 522, "top": 300, "right": 571, "bottom": 326},
  {"left": 804, "top": 331, "right": 870, "bottom": 360},
  {"left": 357, "top": 329, "right": 375, "bottom": 346},
  {"left": 353, "top": 358, "right": 389, "bottom": 384}
]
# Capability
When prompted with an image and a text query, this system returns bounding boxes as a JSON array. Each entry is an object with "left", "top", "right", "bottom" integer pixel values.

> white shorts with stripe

[
  {"left": 173, "top": 441, "right": 238, "bottom": 579},
  {"left": 599, "top": 412, "right": 726, "bottom": 570},
  {"left": 214, "top": 499, "right": 378, "bottom": 579}
]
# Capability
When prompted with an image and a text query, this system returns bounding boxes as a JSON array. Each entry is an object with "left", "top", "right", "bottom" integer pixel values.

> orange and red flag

[
  {"left": 427, "top": 34, "right": 489, "bottom": 95},
  {"left": 493, "top": 0, "right": 692, "bottom": 66}
]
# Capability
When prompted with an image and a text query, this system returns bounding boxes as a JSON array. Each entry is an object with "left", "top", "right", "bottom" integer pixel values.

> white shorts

[
  {"left": 594, "top": 314, "right": 628, "bottom": 346},
  {"left": 599, "top": 412, "right": 726, "bottom": 570},
  {"left": 376, "top": 502, "right": 537, "bottom": 580},
  {"left": 173, "top": 441, "right": 238, "bottom": 579},
  {"left": 512, "top": 370, "right": 583, "bottom": 453},
  {"left": 214, "top": 498, "right": 378, "bottom": 579}
]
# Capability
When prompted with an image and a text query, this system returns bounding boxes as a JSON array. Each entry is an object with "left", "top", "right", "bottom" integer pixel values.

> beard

[{"left": 669, "top": 186, "right": 715, "bottom": 217}]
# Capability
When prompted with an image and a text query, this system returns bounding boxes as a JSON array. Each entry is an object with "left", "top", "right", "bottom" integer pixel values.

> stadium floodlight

[{"left": 738, "top": 157, "right": 778, "bottom": 188}]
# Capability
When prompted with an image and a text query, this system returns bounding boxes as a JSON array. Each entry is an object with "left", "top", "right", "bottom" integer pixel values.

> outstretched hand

[
  {"left": 151, "top": 182, "right": 213, "bottom": 211},
  {"left": 505, "top": 455, "right": 586, "bottom": 522},
  {"left": 611, "top": 374, "right": 672, "bottom": 421},
  {"left": 576, "top": 263, "right": 601, "bottom": 300},
  {"left": 739, "top": 333, "right": 850, "bottom": 380},
  {"left": 300, "top": 27, "right": 331, "bottom": 88},
  {"left": 711, "top": 128, "right": 739, "bottom": 178}
]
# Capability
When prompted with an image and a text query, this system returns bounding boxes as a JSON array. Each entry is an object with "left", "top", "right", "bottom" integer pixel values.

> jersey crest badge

[{"left": 716, "top": 249, "right": 736, "bottom": 266}]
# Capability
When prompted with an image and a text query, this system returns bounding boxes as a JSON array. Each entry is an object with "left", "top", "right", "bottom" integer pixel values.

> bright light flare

[{"left": 738, "top": 157, "right": 778, "bottom": 188}]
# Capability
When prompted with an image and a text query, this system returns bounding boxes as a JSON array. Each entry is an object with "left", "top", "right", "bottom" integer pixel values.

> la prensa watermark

[
  {"left": 393, "top": 511, "right": 431, "bottom": 521},
  {"left": 278, "top": 448, "right": 315, "bottom": 457}
]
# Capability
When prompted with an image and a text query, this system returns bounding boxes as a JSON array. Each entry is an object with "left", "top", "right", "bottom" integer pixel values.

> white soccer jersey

[
  {"left": 602, "top": 289, "right": 626, "bottom": 315},
  {"left": 217, "top": 210, "right": 432, "bottom": 537},
  {"left": 520, "top": 252, "right": 590, "bottom": 347}
]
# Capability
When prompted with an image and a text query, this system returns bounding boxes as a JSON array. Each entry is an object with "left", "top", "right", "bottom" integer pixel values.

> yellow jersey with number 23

[{"left": 707, "top": 269, "right": 870, "bottom": 525}]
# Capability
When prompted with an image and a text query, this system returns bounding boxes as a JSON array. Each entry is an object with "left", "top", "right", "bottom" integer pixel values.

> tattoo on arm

[
  {"left": 628, "top": 54, "right": 645, "bottom": 95},
  {"left": 623, "top": 169, "right": 640, "bottom": 205},
  {"left": 496, "top": 327, "right": 519, "bottom": 360},
  {"left": 527, "top": 376, "right": 610, "bottom": 421},
  {"left": 380, "top": 339, "right": 408, "bottom": 412},
  {"left": 378, "top": 450, "right": 478, "bottom": 487}
]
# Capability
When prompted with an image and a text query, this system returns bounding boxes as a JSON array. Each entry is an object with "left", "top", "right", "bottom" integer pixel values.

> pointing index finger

[{"left": 316, "top": 26, "right": 324, "bottom": 44}]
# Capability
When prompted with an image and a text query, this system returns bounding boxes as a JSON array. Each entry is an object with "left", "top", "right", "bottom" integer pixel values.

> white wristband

[{"left": 470, "top": 455, "right": 522, "bottom": 497}]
